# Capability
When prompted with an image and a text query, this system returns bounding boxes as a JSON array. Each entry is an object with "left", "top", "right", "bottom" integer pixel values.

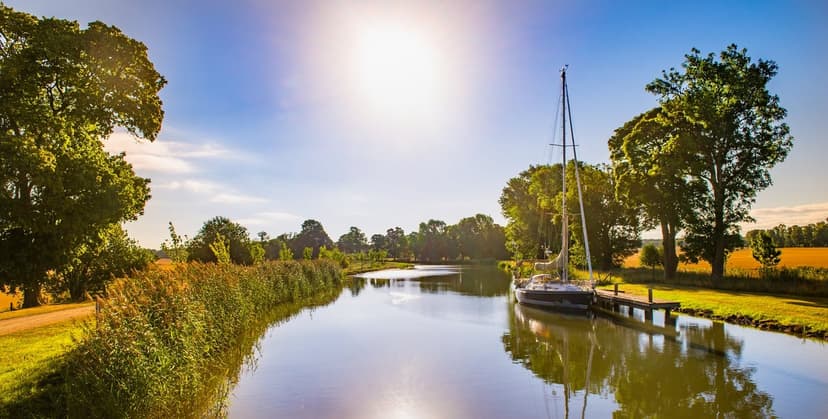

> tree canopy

[
  {"left": 187, "top": 217, "right": 252, "bottom": 264},
  {"left": 0, "top": 6, "right": 166, "bottom": 306}
]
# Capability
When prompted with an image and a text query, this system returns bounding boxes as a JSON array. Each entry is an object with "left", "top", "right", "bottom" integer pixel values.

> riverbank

[
  {"left": 0, "top": 260, "right": 411, "bottom": 417},
  {"left": 595, "top": 282, "right": 828, "bottom": 339}
]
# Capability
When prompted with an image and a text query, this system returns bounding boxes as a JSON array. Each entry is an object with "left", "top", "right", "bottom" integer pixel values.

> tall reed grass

[{"left": 63, "top": 260, "right": 342, "bottom": 418}]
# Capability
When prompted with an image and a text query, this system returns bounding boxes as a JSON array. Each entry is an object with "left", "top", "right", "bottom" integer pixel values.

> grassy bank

[
  {"left": 596, "top": 282, "right": 828, "bottom": 339},
  {"left": 1, "top": 259, "right": 343, "bottom": 418}
]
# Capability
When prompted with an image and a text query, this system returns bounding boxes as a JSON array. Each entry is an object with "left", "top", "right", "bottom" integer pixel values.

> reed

[{"left": 63, "top": 260, "right": 342, "bottom": 418}]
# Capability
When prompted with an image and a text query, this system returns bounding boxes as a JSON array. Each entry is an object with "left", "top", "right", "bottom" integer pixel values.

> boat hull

[{"left": 514, "top": 286, "right": 593, "bottom": 311}]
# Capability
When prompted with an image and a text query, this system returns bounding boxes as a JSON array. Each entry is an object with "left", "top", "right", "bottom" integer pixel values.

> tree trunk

[
  {"left": 661, "top": 222, "right": 679, "bottom": 280},
  {"left": 711, "top": 187, "right": 726, "bottom": 281},
  {"left": 22, "top": 281, "right": 43, "bottom": 308}
]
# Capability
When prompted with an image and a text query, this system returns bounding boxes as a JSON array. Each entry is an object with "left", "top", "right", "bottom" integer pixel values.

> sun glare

[{"left": 349, "top": 22, "right": 445, "bottom": 121}]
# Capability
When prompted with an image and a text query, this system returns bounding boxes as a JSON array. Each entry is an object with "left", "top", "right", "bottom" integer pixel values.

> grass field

[
  {"left": 624, "top": 247, "right": 828, "bottom": 272},
  {"left": 596, "top": 283, "right": 828, "bottom": 338}
]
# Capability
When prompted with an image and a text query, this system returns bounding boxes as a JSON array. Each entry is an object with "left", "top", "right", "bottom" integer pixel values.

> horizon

[{"left": 8, "top": 0, "right": 828, "bottom": 247}]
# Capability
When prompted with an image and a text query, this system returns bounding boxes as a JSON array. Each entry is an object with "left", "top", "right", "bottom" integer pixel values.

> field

[
  {"left": 0, "top": 288, "right": 21, "bottom": 313},
  {"left": 624, "top": 247, "right": 828, "bottom": 273}
]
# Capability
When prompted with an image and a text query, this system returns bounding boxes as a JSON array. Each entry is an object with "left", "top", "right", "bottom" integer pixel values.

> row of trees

[
  {"left": 500, "top": 163, "right": 643, "bottom": 270},
  {"left": 0, "top": 6, "right": 166, "bottom": 306},
  {"left": 745, "top": 220, "right": 828, "bottom": 248},
  {"left": 164, "top": 214, "right": 510, "bottom": 266}
]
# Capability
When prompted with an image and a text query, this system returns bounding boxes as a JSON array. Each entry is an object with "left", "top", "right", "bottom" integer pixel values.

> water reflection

[
  {"left": 353, "top": 265, "right": 512, "bottom": 297},
  {"left": 503, "top": 304, "right": 775, "bottom": 418}
]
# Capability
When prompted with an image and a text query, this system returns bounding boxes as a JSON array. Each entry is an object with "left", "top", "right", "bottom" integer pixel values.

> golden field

[{"left": 625, "top": 247, "right": 828, "bottom": 272}]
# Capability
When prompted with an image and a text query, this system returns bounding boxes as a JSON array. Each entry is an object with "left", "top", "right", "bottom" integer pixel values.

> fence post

[
  {"left": 614, "top": 283, "right": 619, "bottom": 296},
  {"left": 648, "top": 288, "right": 653, "bottom": 303}
]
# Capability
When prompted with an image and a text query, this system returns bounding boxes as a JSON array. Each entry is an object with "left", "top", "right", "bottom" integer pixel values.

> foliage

[
  {"left": 750, "top": 232, "right": 781, "bottom": 274},
  {"left": 318, "top": 245, "right": 349, "bottom": 268},
  {"left": 188, "top": 217, "right": 252, "bottom": 264},
  {"left": 746, "top": 219, "right": 828, "bottom": 248},
  {"left": 303, "top": 247, "right": 313, "bottom": 260},
  {"left": 278, "top": 241, "right": 294, "bottom": 261},
  {"left": 411, "top": 219, "right": 456, "bottom": 261},
  {"left": 0, "top": 5, "right": 165, "bottom": 307},
  {"left": 54, "top": 224, "right": 154, "bottom": 301},
  {"left": 337, "top": 226, "right": 368, "bottom": 253},
  {"left": 369, "top": 234, "right": 387, "bottom": 251},
  {"left": 646, "top": 45, "right": 792, "bottom": 279},
  {"left": 290, "top": 220, "right": 333, "bottom": 259},
  {"left": 64, "top": 260, "right": 342, "bottom": 417},
  {"left": 383, "top": 227, "right": 409, "bottom": 259},
  {"left": 160, "top": 222, "right": 188, "bottom": 263},
  {"left": 208, "top": 233, "right": 231, "bottom": 265},
  {"left": 500, "top": 163, "right": 643, "bottom": 269},
  {"left": 639, "top": 244, "right": 663, "bottom": 269},
  {"left": 609, "top": 107, "right": 700, "bottom": 279},
  {"left": 248, "top": 242, "right": 265, "bottom": 265},
  {"left": 453, "top": 214, "right": 509, "bottom": 260}
]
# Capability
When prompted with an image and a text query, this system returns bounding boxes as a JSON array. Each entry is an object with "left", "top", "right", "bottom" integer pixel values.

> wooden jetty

[{"left": 593, "top": 284, "right": 681, "bottom": 324}]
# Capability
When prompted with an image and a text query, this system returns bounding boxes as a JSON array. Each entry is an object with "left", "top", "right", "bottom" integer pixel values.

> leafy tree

[
  {"left": 303, "top": 247, "right": 313, "bottom": 260},
  {"left": 609, "top": 107, "right": 701, "bottom": 279},
  {"left": 337, "top": 226, "right": 368, "bottom": 253},
  {"left": 0, "top": 6, "right": 165, "bottom": 307},
  {"left": 278, "top": 241, "right": 293, "bottom": 261},
  {"left": 646, "top": 45, "right": 792, "bottom": 280},
  {"left": 499, "top": 165, "right": 561, "bottom": 260},
  {"left": 416, "top": 219, "right": 454, "bottom": 261},
  {"left": 257, "top": 231, "right": 269, "bottom": 243},
  {"left": 370, "top": 234, "right": 387, "bottom": 252},
  {"left": 209, "top": 233, "right": 232, "bottom": 265},
  {"left": 248, "top": 242, "right": 265, "bottom": 264},
  {"left": 319, "top": 245, "right": 349, "bottom": 268},
  {"left": 454, "top": 214, "right": 508, "bottom": 260},
  {"left": 384, "top": 227, "right": 408, "bottom": 259},
  {"left": 291, "top": 219, "right": 333, "bottom": 259},
  {"left": 160, "top": 222, "right": 188, "bottom": 262},
  {"left": 750, "top": 231, "right": 781, "bottom": 274},
  {"left": 188, "top": 217, "right": 252, "bottom": 264},
  {"left": 639, "top": 244, "right": 663, "bottom": 280},
  {"left": 56, "top": 224, "right": 153, "bottom": 301}
]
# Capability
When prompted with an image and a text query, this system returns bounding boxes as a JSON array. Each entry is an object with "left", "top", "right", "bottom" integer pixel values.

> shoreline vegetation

[{"left": 1, "top": 259, "right": 354, "bottom": 418}]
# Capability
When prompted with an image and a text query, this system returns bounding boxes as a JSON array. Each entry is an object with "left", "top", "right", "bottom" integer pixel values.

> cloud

[
  {"left": 211, "top": 193, "right": 269, "bottom": 204},
  {"left": 155, "top": 179, "right": 268, "bottom": 205},
  {"left": 743, "top": 202, "right": 828, "bottom": 230},
  {"left": 236, "top": 211, "right": 303, "bottom": 226},
  {"left": 104, "top": 131, "right": 249, "bottom": 174}
]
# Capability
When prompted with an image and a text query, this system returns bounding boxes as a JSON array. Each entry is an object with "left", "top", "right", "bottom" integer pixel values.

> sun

[{"left": 345, "top": 20, "right": 452, "bottom": 126}]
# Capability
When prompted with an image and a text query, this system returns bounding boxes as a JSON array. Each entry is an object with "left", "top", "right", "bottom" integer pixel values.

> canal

[{"left": 226, "top": 265, "right": 827, "bottom": 418}]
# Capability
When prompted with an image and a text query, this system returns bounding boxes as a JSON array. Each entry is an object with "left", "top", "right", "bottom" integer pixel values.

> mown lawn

[
  {"left": 597, "top": 282, "right": 828, "bottom": 337},
  {"left": 0, "top": 320, "right": 86, "bottom": 416}
]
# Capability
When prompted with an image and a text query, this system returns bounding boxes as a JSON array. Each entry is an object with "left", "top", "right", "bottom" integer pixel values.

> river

[{"left": 225, "top": 265, "right": 827, "bottom": 418}]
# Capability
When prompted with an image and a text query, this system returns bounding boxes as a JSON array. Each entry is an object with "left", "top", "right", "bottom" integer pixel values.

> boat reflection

[{"left": 503, "top": 303, "right": 774, "bottom": 418}]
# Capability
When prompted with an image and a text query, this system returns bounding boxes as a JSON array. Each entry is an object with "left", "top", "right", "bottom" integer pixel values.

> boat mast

[{"left": 560, "top": 66, "right": 568, "bottom": 283}]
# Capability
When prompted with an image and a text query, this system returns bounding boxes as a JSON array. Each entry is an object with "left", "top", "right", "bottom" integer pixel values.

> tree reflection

[
  {"left": 414, "top": 266, "right": 512, "bottom": 297},
  {"left": 502, "top": 304, "right": 774, "bottom": 418}
]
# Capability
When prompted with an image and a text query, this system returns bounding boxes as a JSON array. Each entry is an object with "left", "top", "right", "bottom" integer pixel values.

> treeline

[
  {"left": 746, "top": 219, "right": 828, "bottom": 248},
  {"left": 163, "top": 213, "right": 509, "bottom": 266}
]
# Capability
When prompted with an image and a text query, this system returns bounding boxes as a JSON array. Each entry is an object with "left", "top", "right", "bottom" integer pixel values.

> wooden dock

[{"left": 593, "top": 284, "right": 681, "bottom": 322}]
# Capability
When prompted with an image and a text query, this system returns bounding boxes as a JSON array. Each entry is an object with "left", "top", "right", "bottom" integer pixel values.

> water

[{"left": 226, "top": 265, "right": 828, "bottom": 418}]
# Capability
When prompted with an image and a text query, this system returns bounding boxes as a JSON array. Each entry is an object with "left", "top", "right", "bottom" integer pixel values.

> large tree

[
  {"left": 290, "top": 219, "right": 333, "bottom": 259},
  {"left": 384, "top": 227, "right": 408, "bottom": 259},
  {"left": 454, "top": 214, "right": 508, "bottom": 260},
  {"left": 0, "top": 6, "right": 165, "bottom": 306},
  {"left": 609, "top": 107, "right": 703, "bottom": 279},
  {"left": 337, "top": 226, "right": 368, "bottom": 254},
  {"left": 647, "top": 45, "right": 792, "bottom": 279},
  {"left": 187, "top": 217, "right": 252, "bottom": 264}
]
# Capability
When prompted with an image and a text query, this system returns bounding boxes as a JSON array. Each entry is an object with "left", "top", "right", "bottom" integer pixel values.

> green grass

[
  {"left": 0, "top": 320, "right": 85, "bottom": 417},
  {"left": 596, "top": 282, "right": 828, "bottom": 338}
]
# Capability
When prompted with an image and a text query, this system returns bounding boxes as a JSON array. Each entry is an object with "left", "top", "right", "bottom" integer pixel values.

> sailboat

[{"left": 513, "top": 66, "right": 594, "bottom": 311}]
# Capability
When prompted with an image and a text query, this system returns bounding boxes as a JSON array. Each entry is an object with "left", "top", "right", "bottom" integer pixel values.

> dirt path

[{"left": 0, "top": 305, "right": 94, "bottom": 336}]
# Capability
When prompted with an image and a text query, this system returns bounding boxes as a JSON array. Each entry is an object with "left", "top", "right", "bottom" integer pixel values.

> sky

[{"left": 8, "top": 0, "right": 828, "bottom": 247}]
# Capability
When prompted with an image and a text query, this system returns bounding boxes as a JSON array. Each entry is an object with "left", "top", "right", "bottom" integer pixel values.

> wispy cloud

[
  {"left": 104, "top": 132, "right": 249, "bottom": 174},
  {"left": 743, "top": 202, "right": 828, "bottom": 230},
  {"left": 155, "top": 179, "right": 268, "bottom": 204},
  {"left": 236, "top": 211, "right": 303, "bottom": 226}
]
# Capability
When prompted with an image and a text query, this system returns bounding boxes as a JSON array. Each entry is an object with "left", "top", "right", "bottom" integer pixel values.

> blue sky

[{"left": 9, "top": 0, "right": 828, "bottom": 247}]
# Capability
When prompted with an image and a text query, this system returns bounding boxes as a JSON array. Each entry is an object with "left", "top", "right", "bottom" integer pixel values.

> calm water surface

[{"left": 227, "top": 265, "right": 827, "bottom": 418}]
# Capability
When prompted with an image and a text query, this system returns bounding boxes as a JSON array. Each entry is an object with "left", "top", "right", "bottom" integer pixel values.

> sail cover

[{"left": 534, "top": 248, "right": 564, "bottom": 271}]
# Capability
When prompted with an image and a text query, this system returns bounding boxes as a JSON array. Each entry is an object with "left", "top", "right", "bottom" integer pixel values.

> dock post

[
  {"left": 627, "top": 305, "right": 634, "bottom": 317},
  {"left": 644, "top": 309, "right": 653, "bottom": 322},
  {"left": 614, "top": 283, "right": 619, "bottom": 296},
  {"left": 648, "top": 288, "right": 653, "bottom": 303}
]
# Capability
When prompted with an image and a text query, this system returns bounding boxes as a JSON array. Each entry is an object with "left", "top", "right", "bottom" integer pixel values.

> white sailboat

[{"left": 513, "top": 66, "right": 595, "bottom": 311}]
